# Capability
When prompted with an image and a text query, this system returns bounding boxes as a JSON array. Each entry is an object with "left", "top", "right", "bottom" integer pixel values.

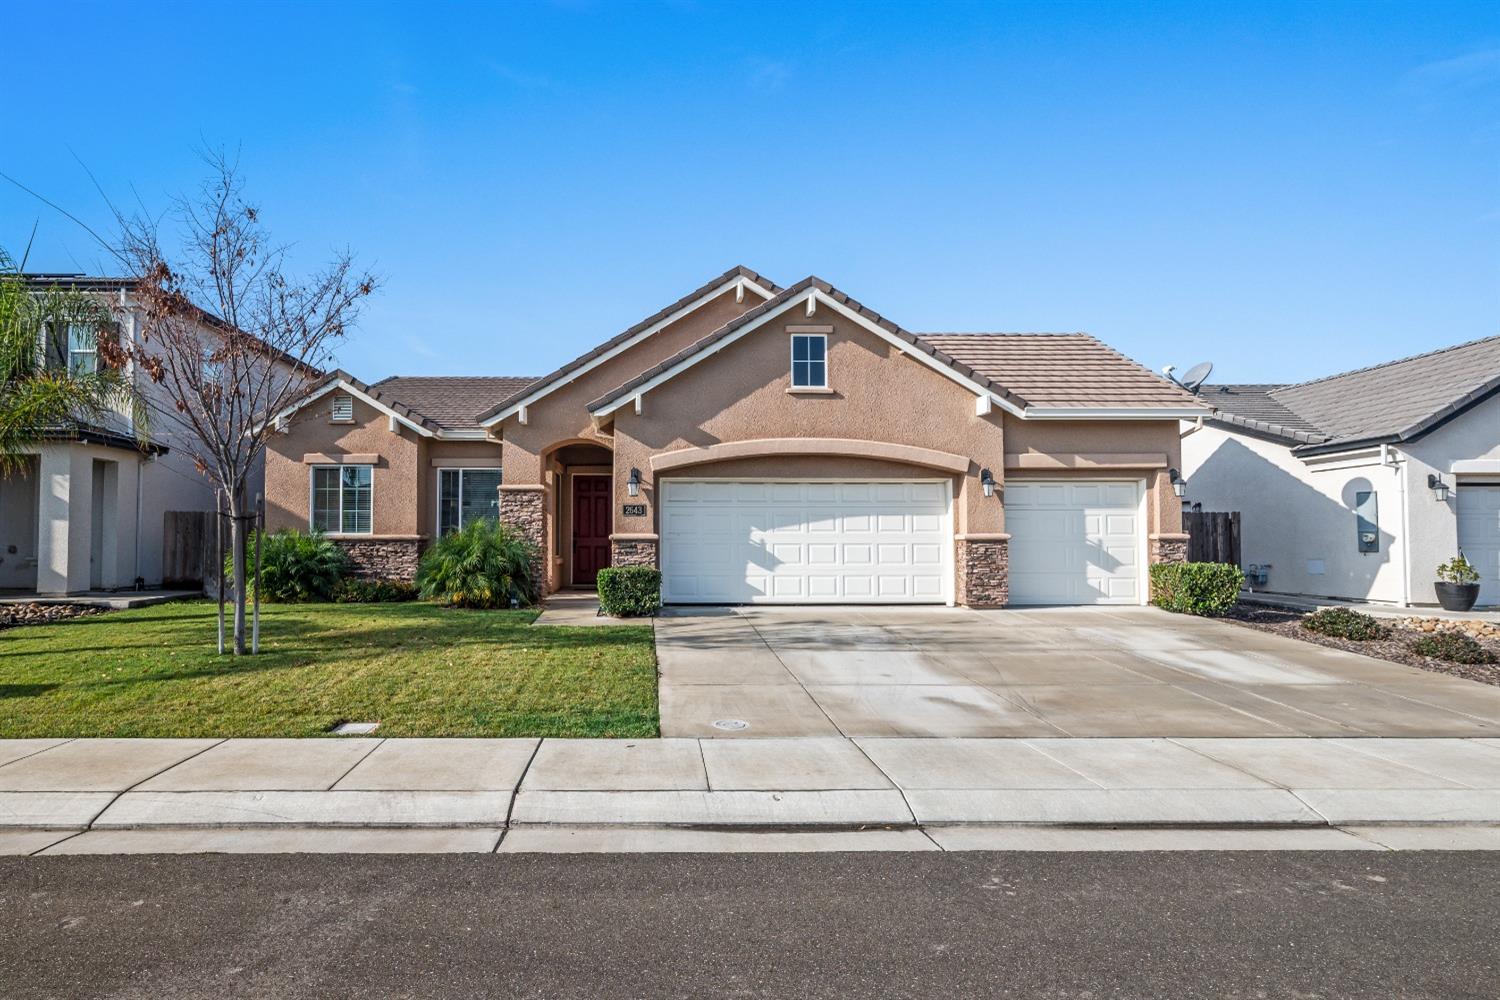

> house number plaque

[{"left": 622, "top": 503, "right": 647, "bottom": 517}]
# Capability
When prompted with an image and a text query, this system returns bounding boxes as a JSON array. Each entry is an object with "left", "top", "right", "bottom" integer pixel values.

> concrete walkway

[{"left": 4, "top": 736, "right": 1500, "bottom": 854}]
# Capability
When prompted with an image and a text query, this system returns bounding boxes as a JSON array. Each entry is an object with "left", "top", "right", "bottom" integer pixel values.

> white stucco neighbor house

[
  {"left": 0, "top": 275, "right": 308, "bottom": 596},
  {"left": 1180, "top": 335, "right": 1500, "bottom": 609}
]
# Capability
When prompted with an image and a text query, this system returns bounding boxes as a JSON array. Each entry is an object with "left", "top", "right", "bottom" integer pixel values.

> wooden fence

[
  {"left": 1183, "top": 510, "right": 1241, "bottom": 566},
  {"left": 161, "top": 510, "right": 215, "bottom": 588}
]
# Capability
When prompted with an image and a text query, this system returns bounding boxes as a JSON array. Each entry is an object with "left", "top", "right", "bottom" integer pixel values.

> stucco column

[
  {"left": 35, "top": 446, "right": 92, "bottom": 594},
  {"left": 499, "top": 484, "right": 547, "bottom": 595}
]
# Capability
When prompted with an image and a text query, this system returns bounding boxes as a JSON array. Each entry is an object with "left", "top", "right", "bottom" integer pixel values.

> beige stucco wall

[
  {"left": 499, "top": 286, "right": 757, "bottom": 483},
  {"left": 608, "top": 310, "right": 1007, "bottom": 539},
  {"left": 1003, "top": 419, "right": 1185, "bottom": 539},
  {"left": 265, "top": 394, "right": 425, "bottom": 538}
]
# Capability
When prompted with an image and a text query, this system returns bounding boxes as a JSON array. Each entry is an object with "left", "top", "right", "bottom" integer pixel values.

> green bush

[
  {"left": 1411, "top": 631, "right": 1496, "bottom": 665},
  {"left": 596, "top": 567, "right": 662, "bottom": 618},
  {"left": 1436, "top": 555, "right": 1481, "bottom": 585},
  {"left": 1301, "top": 607, "right": 1389, "bottom": 641},
  {"left": 225, "top": 529, "right": 348, "bottom": 603},
  {"left": 331, "top": 578, "right": 418, "bottom": 603},
  {"left": 415, "top": 519, "right": 539, "bottom": 609},
  {"left": 1148, "top": 562, "right": 1244, "bottom": 617}
]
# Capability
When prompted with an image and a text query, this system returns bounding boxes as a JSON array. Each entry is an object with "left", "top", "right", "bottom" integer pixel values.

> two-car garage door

[{"left": 660, "top": 480, "right": 950, "bottom": 604}]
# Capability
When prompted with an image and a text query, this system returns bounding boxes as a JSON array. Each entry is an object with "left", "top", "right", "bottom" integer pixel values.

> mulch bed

[
  {"left": 0, "top": 603, "right": 107, "bottom": 633},
  {"left": 1221, "top": 603, "right": 1500, "bottom": 687}
]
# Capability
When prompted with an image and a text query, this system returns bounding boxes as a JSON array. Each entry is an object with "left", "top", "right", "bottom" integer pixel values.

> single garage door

[
  {"left": 660, "top": 480, "right": 950, "bottom": 604},
  {"left": 1005, "top": 480, "right": 1143, "bottom": 605},
  {"left": 1457, "top": 485, "right": 1500, "bottom": 607}
]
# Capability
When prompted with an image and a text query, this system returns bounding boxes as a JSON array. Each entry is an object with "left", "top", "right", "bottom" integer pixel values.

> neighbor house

[
  {"left": 263, "top": 267, "right": 1208, "bottom": 607},
  {"left": 1181, "top": 335, "right": 1500, "bottom": 609},
  {"left": 0, "top": 275, "right": 312, "bottom": 595}
]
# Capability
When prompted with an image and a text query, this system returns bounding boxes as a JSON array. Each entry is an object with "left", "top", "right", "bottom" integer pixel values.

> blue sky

[{"left": 3, "top": 1, "right": 1497, "bottom": 384}]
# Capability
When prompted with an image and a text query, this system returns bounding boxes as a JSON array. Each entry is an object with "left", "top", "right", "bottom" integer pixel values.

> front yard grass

[{"left": 0, "top": 600, "right": 658, "bottom": 738}]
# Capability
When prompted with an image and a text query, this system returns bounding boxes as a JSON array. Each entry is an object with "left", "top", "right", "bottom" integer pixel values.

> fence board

[
  {"left": 161, "top": 510, "right": 214, "bottom": 588},
  {"left": 1184, "top": 510, "right": 1241, "bottom": 566}
]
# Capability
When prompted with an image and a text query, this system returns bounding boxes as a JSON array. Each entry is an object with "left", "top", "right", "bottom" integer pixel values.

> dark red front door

[{"left": 571, "top": 475, "right": 611, "bottom": 586}]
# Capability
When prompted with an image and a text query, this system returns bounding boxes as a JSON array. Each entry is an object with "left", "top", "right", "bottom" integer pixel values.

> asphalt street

[{"left": 2, "top": 852, "right": 1497, "bottom": 999}]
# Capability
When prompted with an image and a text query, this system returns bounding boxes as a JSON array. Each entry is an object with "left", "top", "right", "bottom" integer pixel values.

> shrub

[
  {"left": 415, "top": 519, "right": 539, "bottom": 609},
  {"left": 596, "top": 567, "right": 662, "bottom": 618},
  {"left": 331, "top": 578, "right": 418, "bottom": 603},
  {"left": 1301, "top": 607, "right": 1390, "bottom": 641},
  {"left": 1149, "top": 562, "right": 1244, "bottom": 617},
  {"left": 1411, "top": 631, "right": 1496, "bottom": 665},
  {"left": 1436, "top": 555, "right": 1481, "bottom": 585},
  {"left": 225, "top": 529, "right": 348, "bottom": 602}
]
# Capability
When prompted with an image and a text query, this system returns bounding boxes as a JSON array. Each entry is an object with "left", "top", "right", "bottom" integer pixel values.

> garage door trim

[{"left": 659, "top": 477, "right": 955, "bottom": 606}]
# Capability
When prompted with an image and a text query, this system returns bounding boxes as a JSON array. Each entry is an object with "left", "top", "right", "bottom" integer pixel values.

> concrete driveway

[{"left": 656, "top": 606, "right": 1500, "bottom": 738}]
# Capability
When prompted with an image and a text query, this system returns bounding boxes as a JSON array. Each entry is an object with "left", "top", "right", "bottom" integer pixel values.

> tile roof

[
  {"left": 917, "top": 333, "right": 1203, "bottom": 410},
  {"left": 588, "top": 279, "right": 1206, "bottom": 416},
  {"left": 1199, "top": 334, "right": 1500, "bottom": 453},
  {"left": 475, "top": 265, "right": 781, "bottom": 423},
  {"left": 1194, "top": 384, "right": 1329, "bottom": 444},
  {"left": 370, "top": 376, "right": 538, "bottom": 430}
]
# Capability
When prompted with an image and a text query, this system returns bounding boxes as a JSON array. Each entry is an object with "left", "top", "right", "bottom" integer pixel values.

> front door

[{"left": 571, "top": 474, "right": 611, "bottom": 586}]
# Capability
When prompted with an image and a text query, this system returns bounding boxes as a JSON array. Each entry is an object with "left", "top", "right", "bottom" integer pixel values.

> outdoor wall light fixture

[
  {"left": 1169, "top": 468, "right": 1188, "bottom": 498},
  {"left": 980, "top": 468, "right": 996, "bottom": 498},
  {"left": 1428, "top": 474, "right": 1451, "bottom": 502},
  {"left": 626, "top": 468, "right": 642, "bottom": 497}
]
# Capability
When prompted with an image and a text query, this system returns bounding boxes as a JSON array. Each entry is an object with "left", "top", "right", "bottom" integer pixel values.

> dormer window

[
  {"left": 330, "top": 393, "right": 354, "bottom": 422},
  {"left": 791, "top": 334, "right": 827, "bottom": 389}
]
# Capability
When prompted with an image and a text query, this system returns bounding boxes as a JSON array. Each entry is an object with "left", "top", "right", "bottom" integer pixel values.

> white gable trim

[
  {"left": 590, "top": 288, "right": 1027, "bottom": 419},
  {"left": 480, "top": 275, "right": 775, "bottom": 428},
  {"left": 261, "top": 378, "right": 436, "bottom": 438}
]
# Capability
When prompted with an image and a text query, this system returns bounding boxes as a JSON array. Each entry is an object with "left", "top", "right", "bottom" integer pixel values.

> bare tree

[{"left": 118, "top": 156, "right": 376, "bottom": 654}]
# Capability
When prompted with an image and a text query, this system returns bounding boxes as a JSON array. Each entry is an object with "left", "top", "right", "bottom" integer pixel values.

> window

[
  {"left": 790, "top": 334, "right": 827, "bottom": 388},
  {"left": 438, "top": 468, "right": 503, "bottom": 535},
  {"left": 67, "top": 324, "right": 98, "bottom": 375},
  {"left": 331, "top": 394, "right": 355, "bottom": 422},
  {"left": 44, "top": 322, "right": 102, "bottom": 374},
  {"left": 311, "top": 465, "right": 372, "bottom": 534}
]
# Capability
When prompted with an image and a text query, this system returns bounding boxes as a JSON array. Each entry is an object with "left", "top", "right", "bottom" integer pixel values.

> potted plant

[{"left": 1434, "top": 554, "right": 1482, "bottom": 612}]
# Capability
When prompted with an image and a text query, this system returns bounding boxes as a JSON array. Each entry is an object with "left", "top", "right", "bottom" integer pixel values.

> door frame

[
  {"left": 566, "top": 469, "right": 612, "bottom": 588},
  {"left": 1002, "top": 476, "right": 1148, "bottom": 606},
  {"left": 657, "top": 476, "right": 955, "bottom": 606}
]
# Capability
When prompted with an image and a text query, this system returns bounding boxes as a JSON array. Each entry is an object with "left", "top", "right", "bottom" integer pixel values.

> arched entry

[{"left": 543, "top": 440, "right": 614, "bottom": 589}]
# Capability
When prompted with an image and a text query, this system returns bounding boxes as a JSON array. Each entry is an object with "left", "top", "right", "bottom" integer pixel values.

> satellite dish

[{"left": 1179, "top": 361, "right": 1214, "bottom": 392}]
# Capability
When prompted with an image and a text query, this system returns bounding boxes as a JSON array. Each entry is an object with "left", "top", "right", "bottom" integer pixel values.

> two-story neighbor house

[
  {"left": 0, "top": 275, "right": 312, "bottom": 595},
  {"left": 1182, "top": 335, "right": 1500, "bottom": 609},
  {"left": 263, "top": 267, "right": 1208, "bottom": 607}
]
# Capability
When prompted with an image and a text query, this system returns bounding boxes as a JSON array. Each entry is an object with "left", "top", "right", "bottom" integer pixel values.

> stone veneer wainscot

[{"left": 957, "top": 535, "right": 1009, "bottom": 608}]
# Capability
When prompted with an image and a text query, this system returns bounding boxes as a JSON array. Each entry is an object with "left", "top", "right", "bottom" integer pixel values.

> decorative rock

[{"left": 0, "top": 603, "right": 105, "bottom": 632}]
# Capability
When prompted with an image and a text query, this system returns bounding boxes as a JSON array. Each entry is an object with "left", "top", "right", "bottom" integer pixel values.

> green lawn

[{"left": 0, "top": 601, "right": 658, "bottom": 738}]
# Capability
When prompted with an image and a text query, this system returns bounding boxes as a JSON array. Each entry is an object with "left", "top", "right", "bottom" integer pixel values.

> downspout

[{"left": 1383, "top": 444, "right": 1411, "bottom": 608}]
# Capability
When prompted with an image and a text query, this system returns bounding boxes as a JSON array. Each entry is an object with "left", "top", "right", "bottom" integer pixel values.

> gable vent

[{"left": 331, "top": 394, "right": 354, "bottom": 422}]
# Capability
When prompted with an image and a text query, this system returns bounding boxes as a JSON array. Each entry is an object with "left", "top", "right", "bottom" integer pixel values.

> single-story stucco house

[
  {"left": 1181, "top": 334, "right": 1500, "bottom": 609},
  {"left": 263, "top": 267, "right": 1209, "bottom": 607}
]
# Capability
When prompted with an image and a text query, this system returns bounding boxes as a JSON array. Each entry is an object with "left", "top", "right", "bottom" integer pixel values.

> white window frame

[
  {"left": 790, "top": 333, "right": 828, "bottom": 389},
  {"left": 435, "top": 467, "right": 504, "bottom": 536},
  {"left": 309, "top": 464, "right": 374, "bottom": 535},
  {"left": 66, "top": 323, "right": 98, "bottom": 375}
]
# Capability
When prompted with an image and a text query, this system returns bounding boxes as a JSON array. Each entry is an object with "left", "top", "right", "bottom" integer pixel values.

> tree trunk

[{"left": 229, "top": 488, "right": 248, "bottom": 655}]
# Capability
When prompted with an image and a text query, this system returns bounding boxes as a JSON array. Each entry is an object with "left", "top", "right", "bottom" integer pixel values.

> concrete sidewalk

[{"left": 4, "top": 736, "right": 1500, "bottom": 853}]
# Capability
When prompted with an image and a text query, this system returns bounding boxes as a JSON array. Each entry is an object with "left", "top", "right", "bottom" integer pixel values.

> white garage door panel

[
  {"left": 1457, "top": 486, "right": 1500, "bottom": 607},
  {"left": 1006, "top": 480, "right": 1142, "bottom": 606},
  {"left": 661, "top": 480, "right": 949, "bottom": 604}
]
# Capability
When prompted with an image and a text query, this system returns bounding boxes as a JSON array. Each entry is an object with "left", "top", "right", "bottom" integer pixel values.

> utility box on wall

[{"left": 1354, "top": 491, "right": 1379, "bottom": 553}]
